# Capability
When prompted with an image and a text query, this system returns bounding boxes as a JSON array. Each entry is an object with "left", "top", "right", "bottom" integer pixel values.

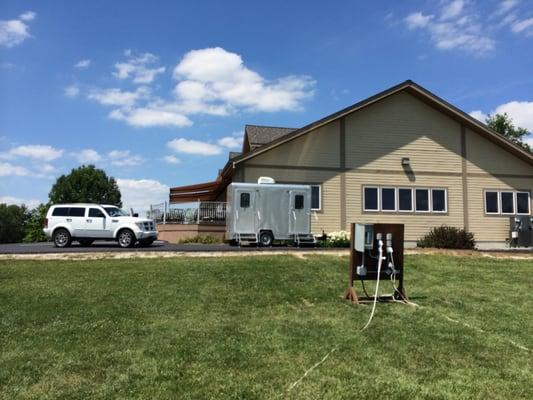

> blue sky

[{"left": 1, "top": 0, "right": 533, "bottom": 209}]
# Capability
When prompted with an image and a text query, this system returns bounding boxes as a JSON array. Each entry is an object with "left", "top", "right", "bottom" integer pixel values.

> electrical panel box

[
  {"left": 354, "top": 223, "right": 374, "bottom": 252},
  {"left": 510, "top": 216, "right": 533, "bottom": 247}
]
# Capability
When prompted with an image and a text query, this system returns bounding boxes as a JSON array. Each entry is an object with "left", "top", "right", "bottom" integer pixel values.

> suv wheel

[
  {"left": 259, "top": 231, "right": 274, "bottom": 247},
  {"left": 53, "top": 228, "right": 72, "bottom": 248},
  {"left": 118, "top": 229, "right": 136, "bottom": 248}
]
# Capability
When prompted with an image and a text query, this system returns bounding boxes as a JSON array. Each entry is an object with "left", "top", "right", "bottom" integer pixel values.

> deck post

[{"left": 163, "top": 201, "right": 167, "bottom": 225}]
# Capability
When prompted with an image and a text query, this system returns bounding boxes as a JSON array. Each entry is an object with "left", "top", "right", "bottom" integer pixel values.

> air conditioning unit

[{"left": 257, "top": 176, "right": 276, "bottom": 184}]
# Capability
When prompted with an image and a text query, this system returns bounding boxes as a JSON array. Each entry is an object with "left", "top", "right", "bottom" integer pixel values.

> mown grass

[{"left": 0, "top": 254, "right": 531, "bottom": 399}]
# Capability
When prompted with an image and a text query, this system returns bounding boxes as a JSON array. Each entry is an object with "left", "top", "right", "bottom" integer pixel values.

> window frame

[
  {"left": 414, "top": 188, "right": 430, "bottom": 213},
  {"left": 431, "top": 188, "right": 448, "bottom": 213},
  {"left": 294, "top": 194, "right": 305, "bottom": 210},
  {"left": 500, "top": 191, "right": 516, "bottom": 215},
  {"left": 484, "top": 190, "right": 500, "bottom": 215},
  {"left": 380, "top": 187, "right": 397, "bottom": 212},
  {"left": 397, "top": 187, "right": 414, "bottom": 212},
  {"left": 516, "top": 191, "right": 531, "bottom": 215},
  {"left": 363, "top": 186, "right": 380, "bottom": 212},
  {"left": 239, "top": 192, "right": 251, "bottom": 209},
  {"left": 310, "top": 185, "right": 322, "bottom": 211}
]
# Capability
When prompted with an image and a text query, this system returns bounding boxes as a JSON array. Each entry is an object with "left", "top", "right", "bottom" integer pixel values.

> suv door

[
  {"left": 86, "top": 207, "right": 107, "bottom": 238},
  {"left": 67, "top": 207, "right": 87, "bottom": 237}
]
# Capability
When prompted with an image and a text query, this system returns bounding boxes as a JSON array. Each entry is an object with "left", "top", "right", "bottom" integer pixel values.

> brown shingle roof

[{"left": 244, "top": 125, "right": 296, "bottom": 150}]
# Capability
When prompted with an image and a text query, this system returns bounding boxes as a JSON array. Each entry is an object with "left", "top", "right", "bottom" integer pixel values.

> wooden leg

[{"left": 344, "top": 286, "right": 359, "bottom": 305}]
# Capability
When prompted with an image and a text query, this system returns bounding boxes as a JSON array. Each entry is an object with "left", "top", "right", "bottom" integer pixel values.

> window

[
  {"left": 500, "top": 192, "right": 515, "bottom": 214},
  {"left": 52, "top": 207, "right": 69, "bottom": 217},
  {"left": 484, "top": 190, "right": 530, "bottom": 215},
  {"left": 485, "top": 191, "right": 499, "bottom": 214},
  {"left": 363, "top": 187, "right": 379, "bottom": 211},
  {"left": 398, "top": 188, "right": 413, "bottom": 212},
  {"left": 415, "top": 189, "right": 430, "bottom": 212},
  {"left": 311, "top": 185, "right": 321, "bottom": 210},
  {"left": 432, "top": 189, "right": 447, "bottom": 212},
  {"left": 240, "top": 192, "right": 250, "bottom": 208},
  {"left": 89, "top": 208, "right": 105, "bottom": 218},
  {"left": 68, "top": 207, "right": 85, "bottom": 217},
  {"left": 381, "top": 187, "right": 396, "bottom": 211},
  {"left": 294, "top": 194, "right": 304, "bottom": 209},
  {"left": 516, "top": 192, "right": 530, "bottom": 215}
]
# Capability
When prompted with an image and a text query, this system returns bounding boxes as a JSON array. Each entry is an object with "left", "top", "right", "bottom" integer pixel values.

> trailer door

[
  {"left": 235, "top": 190, "right": 256, "bottom": 233},
  {"left": 289, "top": 190, "right": 309, "bottom": 234}
]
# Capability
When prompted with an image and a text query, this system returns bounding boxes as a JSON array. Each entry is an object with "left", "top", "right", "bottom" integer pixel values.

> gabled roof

[
  {"left": 224, "top": 80, "right": 533, "bottom": 173},
  {"left": 243, "top": 124, "right": 297, "bottom": 152}
]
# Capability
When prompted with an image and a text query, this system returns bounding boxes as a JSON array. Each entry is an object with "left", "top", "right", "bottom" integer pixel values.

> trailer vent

[{"left": 257, "top": 177, "right": 276, "bottom": 184}]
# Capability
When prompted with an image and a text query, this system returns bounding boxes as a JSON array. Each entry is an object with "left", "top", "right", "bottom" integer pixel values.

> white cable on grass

[
  {"left": 287, "top": 348, "right": 336, "bottom": 391},
  {"left": 361, "top": 240, "right": 384, "bottom": 331}
]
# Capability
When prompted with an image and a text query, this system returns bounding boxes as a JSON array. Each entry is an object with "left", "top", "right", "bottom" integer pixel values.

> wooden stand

[{"left": 345, "top": 223, "right": 408, "bottom": 304}]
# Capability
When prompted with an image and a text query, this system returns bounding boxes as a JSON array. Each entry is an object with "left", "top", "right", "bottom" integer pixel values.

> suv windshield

[{"left": 104, "top": 207, "right": 130, "bottom": 217}]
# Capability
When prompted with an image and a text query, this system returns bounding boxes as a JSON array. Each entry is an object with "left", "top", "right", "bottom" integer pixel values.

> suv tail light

[{"left": 44, "top": 218, "right": 48, "bottom": 229}]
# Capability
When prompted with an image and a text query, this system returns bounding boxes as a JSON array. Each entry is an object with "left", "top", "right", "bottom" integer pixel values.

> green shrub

[
  {"left": 320, "top": 231, "right": 350, "bottom": 248},
  {"left": 179, "top": 235, "right": 222, "bottom": 244},
  {"left": 417, "top": 226, "right": 476, "bottom": 249},
  {"left": 23, "top": 204, "right": 49, "bottom": 242}
]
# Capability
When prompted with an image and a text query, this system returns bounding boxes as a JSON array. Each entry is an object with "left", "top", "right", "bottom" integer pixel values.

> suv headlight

[{"left": 136, "top": 222, "right": 145, "bottom": 230}]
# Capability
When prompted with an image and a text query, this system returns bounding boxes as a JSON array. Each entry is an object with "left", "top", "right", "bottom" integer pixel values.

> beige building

[{"left": 169, "top": 80, "right": 533, "bottom": 247}]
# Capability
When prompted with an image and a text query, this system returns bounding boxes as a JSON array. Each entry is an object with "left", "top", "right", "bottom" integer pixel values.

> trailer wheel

[{"left": 259, "top": 231, "right": 273, "bottom": 247}]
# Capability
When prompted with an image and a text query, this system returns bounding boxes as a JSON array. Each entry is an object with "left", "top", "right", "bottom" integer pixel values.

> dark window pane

[
  {"left": 240, "top": 193, "right": 250, "bottom": 208},
  {"left": 415, "top": 189, "right": 429, "bottom": 211},
  {"left": 398, "top": 189, "right": 412, "bottom": 211},
  {"left": 381, "top": 188, "right": 396, "bottom": 211},
  {"left": 52, "top": 207, "right": 69, "bottom": 217},
  {"left": 295, "top": 195, "right": 304, "bottom": 210},
  {"left": 311, "top": 186, "right": 320, "bottom": 210},
  {"left": 69, "top": 207, "right": 85, "bottom": 217},
  {"left": 89, "top": 208, "right": 105, "bottom": 218},
  {"left": 432, "top": 189, "right": 446, "bottom": 212},
  {"left": 516, "top": 192, "right": 530, "bottom": 214},
  {"left": 485, "top": 192, "right": 499, "bottom": 213},
  {"left": 364, "top": 187, "right": 378, "bottom": 211},
  {"left": 501, "top": 192, "right": 514, "bottom": 214}
]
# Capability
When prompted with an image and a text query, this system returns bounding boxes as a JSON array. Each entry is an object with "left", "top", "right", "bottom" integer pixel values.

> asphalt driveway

[{"left": 0, "top": 241, "right": 325, "bottom": 254}]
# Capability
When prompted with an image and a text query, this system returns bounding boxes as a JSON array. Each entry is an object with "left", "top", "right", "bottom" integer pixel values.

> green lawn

[{"left": 0, "top": 254, "right": 531, "bottom": 399}]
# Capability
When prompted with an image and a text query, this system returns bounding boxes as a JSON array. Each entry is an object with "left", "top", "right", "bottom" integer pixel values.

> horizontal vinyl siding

[
  {"left": 250, "top": 120, "right": 340, "bottom": 168},
  {"left": 465, "top": 128, "right": 533, "bottom": 175},
  {"left": 345, "top": 172, "right": 464, "bottom": 241},
  {"left": 466, "top": 175, "right": 533, "bottom": 242},
  {"left": 345, "top": 92, "right": 462, "bottom": 173},
  {"left": 243, "top": 166, "right": 341, "bottom": 233}
]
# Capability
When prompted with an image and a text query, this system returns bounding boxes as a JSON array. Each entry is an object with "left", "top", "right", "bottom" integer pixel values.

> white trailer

[{"left": 226, "top": 180, "right": 316, "bottom": 246}]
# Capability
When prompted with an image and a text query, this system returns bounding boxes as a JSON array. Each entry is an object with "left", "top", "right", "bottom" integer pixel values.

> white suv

[{"left": 43, "top": 203, "right": 158, "bottom": 248}]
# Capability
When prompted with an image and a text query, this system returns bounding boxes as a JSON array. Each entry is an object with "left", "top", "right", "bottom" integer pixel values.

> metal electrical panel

[{"left": 354, "top": 224, "right": 374, "bottom": 252}]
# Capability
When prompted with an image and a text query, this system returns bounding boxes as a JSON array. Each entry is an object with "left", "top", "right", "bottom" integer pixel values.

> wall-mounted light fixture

[{"left": 401, "top": 157, "right": 410, "bottom": 167}]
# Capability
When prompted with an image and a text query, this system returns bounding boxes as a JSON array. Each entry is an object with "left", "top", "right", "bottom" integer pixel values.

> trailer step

[
  {"left": 237, "top": 233, "right": 259, "bottom": 246},
  {"left": 294, "top": 234, "right": 317, "bottom": 247}
]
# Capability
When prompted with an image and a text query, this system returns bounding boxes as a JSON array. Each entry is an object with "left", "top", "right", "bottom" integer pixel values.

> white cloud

[
  {"left": 494, "top": 101, "right": 533, "bottom": 132},
  {"left": 64, "top": 85, "right": 80, "bottom": 98},
  {"left": 512, "top": 17, "right": 533, "bottom": 34},
  {"left": 172, "top": 47, "right": 315, "bottom": 113},
  {"left": 0, "top": 11, "right": 36, "bottom": 48},
  {"left": 163, "top": 155, "right": 181, "bottom": 164},
  {"left": 74, "top": 59, "right": 91, "bottom": 69},
  {"left": 167, "top": 138, "right": 222, "bottom": 156},
  {"left": 88, "top": 87, "right": 149, "bottom": 108},
  {"left": 108, "top": 150, "right": 144, "bottom": 167},
  {"left": 109, "top": 107, "right": 192, "bottom": 128},
  {"left": 469, "top": 110, "right": 488, "bottom": 122},
  {"left": 0, "top": 195, "right": 41, "bottom": 209},
  {"left": 76, "top": 149, "right": 101, "bottom": 163},
  {"left": 0, "top": 162, "right": 29, "bottom": 176},
  {"left": 5, "top": 145, "right": 63, "bottom": 161},
  {"left": 404, "top": 3, "right": 495, "bottom": 54},
  {"left": 114, "top": 50, "right": 166, "bottom": 84},
  {"left": 116, "top": 178, "right": 169, "bottom": 209},
  {"left": 405, "top": 12, "right": 434, "bottom": 29},
  {"left": 217, "top": 134, "right": 243, "bottom": 149},
  {"left": 440, "top": 0, "right": 464, "bottom": 20}
]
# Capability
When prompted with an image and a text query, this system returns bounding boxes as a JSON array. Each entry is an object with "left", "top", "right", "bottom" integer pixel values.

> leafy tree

[
  {"left": 49, "top": 165, "right": 122, "bottom": 206},
  {"left": 23, "top": 203, "right": 49, "bottom": 242},
  {"left": 486, "top": 113, "right": 530, "bottom": 151},
  {"left": 0, "top": 204, "right": 30, "bottom": 243}
]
